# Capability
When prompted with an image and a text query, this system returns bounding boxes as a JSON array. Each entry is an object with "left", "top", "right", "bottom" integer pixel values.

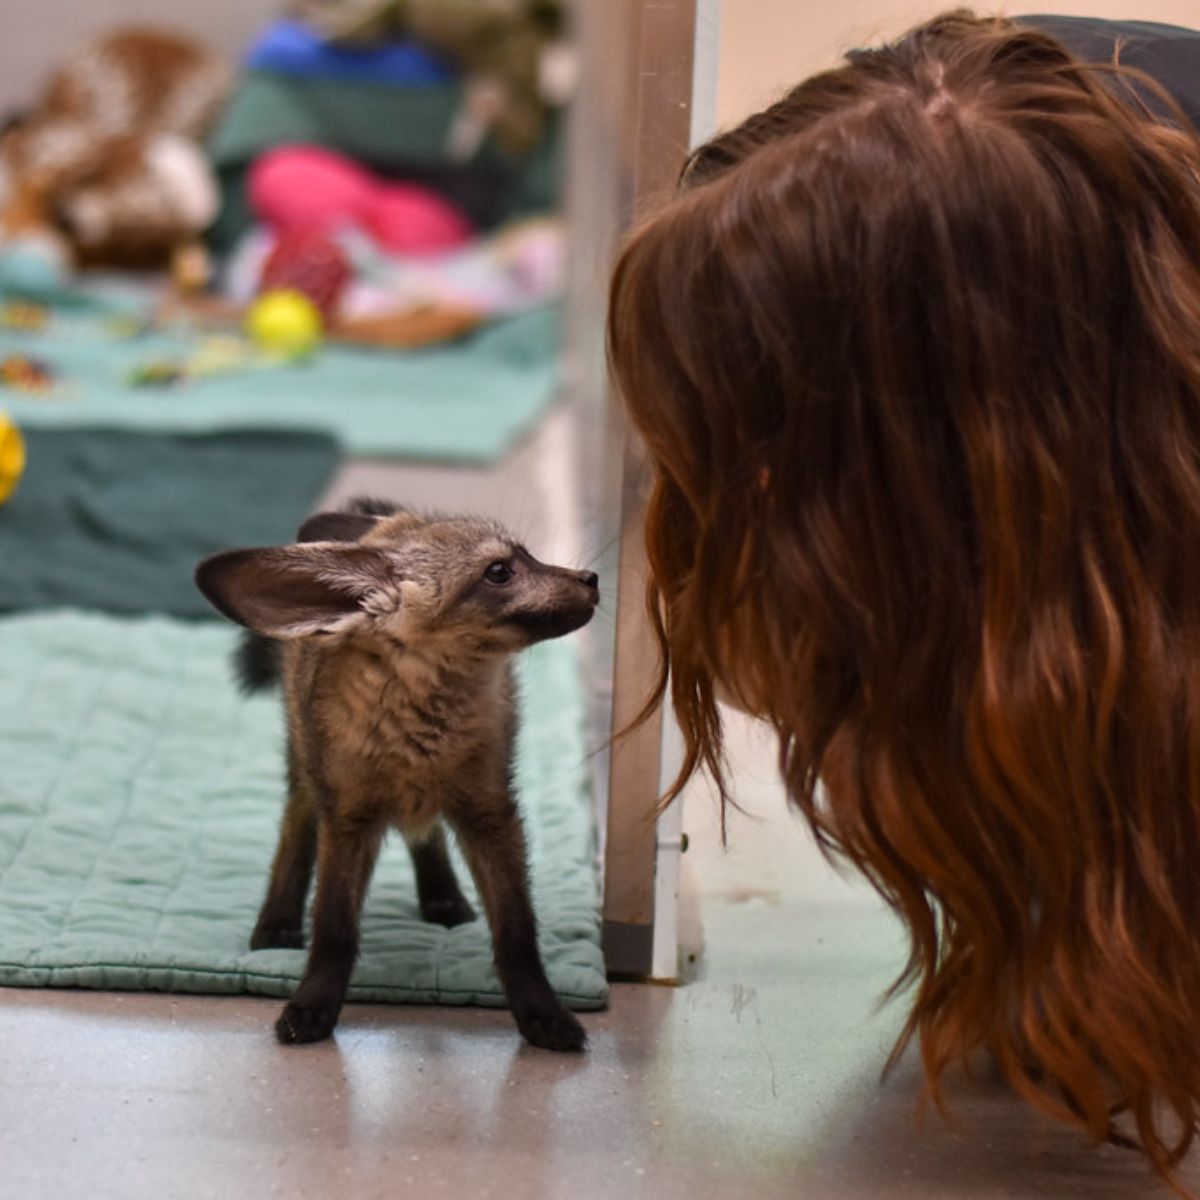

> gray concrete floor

[{"left": 1, "top": 413, "right": 1194, "bottom": 1199}]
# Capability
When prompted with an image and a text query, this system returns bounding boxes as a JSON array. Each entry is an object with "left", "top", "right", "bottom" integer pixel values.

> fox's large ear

[
  {"left": 194, "top": 543, "right": 395, "bottom": 638},
  {"left": 296, "top": 500, "right": 423, "bottom": 544},
  {"left": 296, "top": 510, "right": 381, "bottom": 543}
]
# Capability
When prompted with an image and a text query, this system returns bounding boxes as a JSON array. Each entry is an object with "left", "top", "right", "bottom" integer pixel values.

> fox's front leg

[
  {"left": 275, "top": 815, "right": 383, "bottom": 1045},
  {"left": 446, "top": 794, "right": 586, "bottom": 1052}
]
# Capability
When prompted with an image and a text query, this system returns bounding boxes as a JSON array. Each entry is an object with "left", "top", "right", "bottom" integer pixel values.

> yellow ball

[
  {"left": 246, "top": 290, "right": 323, "bottom": 358},
  {"left": 0, "top": 412, "right": 25, "bottom": 505}
]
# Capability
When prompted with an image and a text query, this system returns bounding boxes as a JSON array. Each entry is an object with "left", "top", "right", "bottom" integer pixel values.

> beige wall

[
  {"left": 717, "top": 0, "right": 1200, "bottom": 126},
  {"left": 0, "top": 0, "right": 279, "bottom": 116}
]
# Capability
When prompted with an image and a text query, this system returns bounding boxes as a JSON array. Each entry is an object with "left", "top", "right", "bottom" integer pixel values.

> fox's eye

[{"left": 484, "top": 561, "right": 513, "bottom": 585}]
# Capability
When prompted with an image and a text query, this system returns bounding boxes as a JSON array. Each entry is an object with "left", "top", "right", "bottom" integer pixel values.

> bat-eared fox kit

[{"left": 195, "top": 498, "right": 599, "bottom": 1052}]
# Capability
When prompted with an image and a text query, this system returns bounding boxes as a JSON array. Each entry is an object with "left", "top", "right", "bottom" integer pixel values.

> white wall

[
  {"left": 0, "top": 0, "right": 280, "bottom": 115},
  {"left": 717, "top": 1, "right": 1200, "bottom": 125}
]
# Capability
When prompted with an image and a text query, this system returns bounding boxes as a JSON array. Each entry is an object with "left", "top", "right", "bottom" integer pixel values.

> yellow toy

[
  {"left": 245, "top": 290, "right": 323, "bottom": 359},
  {"left": 0, "top": 412, "right": 26, "bottom": 505}
]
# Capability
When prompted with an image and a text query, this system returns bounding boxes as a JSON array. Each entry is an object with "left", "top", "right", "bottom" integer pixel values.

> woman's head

[{"left": 609, "top": 10, "right": 1200, "bottom": 1190}]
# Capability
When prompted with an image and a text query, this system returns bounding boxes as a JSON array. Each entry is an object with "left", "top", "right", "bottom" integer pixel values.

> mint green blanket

[
  {"left": 0, "top": 306, "right": 560, "bottom": 464},
  {"left": 0, "top": 611, "right": 606, "bottom": 1010}
]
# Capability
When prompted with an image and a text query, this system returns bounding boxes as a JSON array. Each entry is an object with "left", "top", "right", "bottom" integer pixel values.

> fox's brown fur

[{"left": 195, "top": 499, "right": 598, "bottom": 1052}]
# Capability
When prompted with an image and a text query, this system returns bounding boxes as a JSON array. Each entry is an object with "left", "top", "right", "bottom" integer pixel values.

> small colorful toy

[
  {"left": 0, "top": 301, "right": 50, "bottom": 332},
  {"left": 259, "top": 229, "right": 350, "bottom": 320},
  {"left": 0, "top": 411, "right": 26, "bottom": 504},
  {"left": 189, "top": 337, "right": 263, "bottom": 375},
  {"left": 127, "top": 335, "right": 286, "bottom": 388},
  {"left": 128, "top": 361, "right": 188, "bottom": 388},
  {"left": 245, "top": 289, "right": 323, "bottom": 359},
  {"left": 105, "top": 313, "right": 156, "bottom": 341},
  {"left": 0, "top": 354, "right": 55, "bottom": 393},
  {"left": 170, "top": 242, "right": 214, "bottom": 293}
]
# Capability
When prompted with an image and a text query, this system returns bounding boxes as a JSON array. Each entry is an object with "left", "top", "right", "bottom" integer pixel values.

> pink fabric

[{"left": 247, "top": 145, "right": 473, "bottom": 255}]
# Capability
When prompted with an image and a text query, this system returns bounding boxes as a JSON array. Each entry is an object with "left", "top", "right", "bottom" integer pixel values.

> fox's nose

[{"left": 580, "top": 570, "right": 599, "bottom": 591}]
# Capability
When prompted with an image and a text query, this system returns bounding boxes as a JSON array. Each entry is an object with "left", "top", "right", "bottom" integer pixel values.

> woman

[{"left": 608, "top": 10, "right": 1200, "bottom": 1193}]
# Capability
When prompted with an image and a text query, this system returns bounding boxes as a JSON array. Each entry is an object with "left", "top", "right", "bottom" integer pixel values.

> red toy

[
  {"left": 248, "top": 145, "right": 474, "bottom": 257},
  {"left": 259, "top": 230, "right": 350, "bottom": 320}
]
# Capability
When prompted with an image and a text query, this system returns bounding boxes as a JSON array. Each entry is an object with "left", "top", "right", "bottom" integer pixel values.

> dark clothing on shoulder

[{"left": 1020, "top": 14, "right": 1200, "bottom": 126}]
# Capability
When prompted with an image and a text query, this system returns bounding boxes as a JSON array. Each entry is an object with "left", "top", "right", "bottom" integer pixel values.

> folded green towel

[{"left": 0, "top": 427, "right": 339, "bottom": 618}]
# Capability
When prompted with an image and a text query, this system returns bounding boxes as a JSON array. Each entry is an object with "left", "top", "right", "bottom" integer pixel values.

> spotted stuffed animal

[{"left": 0, "top": 28, "right": 230, "bottom": 270}]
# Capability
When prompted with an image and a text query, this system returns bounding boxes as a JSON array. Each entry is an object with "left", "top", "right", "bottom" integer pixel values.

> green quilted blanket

[{"left": 0, "top": 611, "right": 607, "bottom": 1010}]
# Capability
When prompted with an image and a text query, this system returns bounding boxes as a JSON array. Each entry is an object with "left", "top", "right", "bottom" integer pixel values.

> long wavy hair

[{"left": 608, "top": 10, "right": 1200, "bottom": 1192}]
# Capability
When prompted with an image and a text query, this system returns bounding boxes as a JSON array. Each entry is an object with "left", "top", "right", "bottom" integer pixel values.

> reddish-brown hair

[{"left": 608, "top": 10, "right": 1200, "bottom": 1192}]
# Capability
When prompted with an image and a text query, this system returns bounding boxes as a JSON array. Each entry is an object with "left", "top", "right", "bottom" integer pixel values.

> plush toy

[
  {"left": 0, "top": 28, "right": 230, "bottom": 273},
  {"left": 248, "top": 145, "right": 473, "bottom": 256},
  {"left": 259, "top": 228, "right": 351, "bottom": 319}
]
